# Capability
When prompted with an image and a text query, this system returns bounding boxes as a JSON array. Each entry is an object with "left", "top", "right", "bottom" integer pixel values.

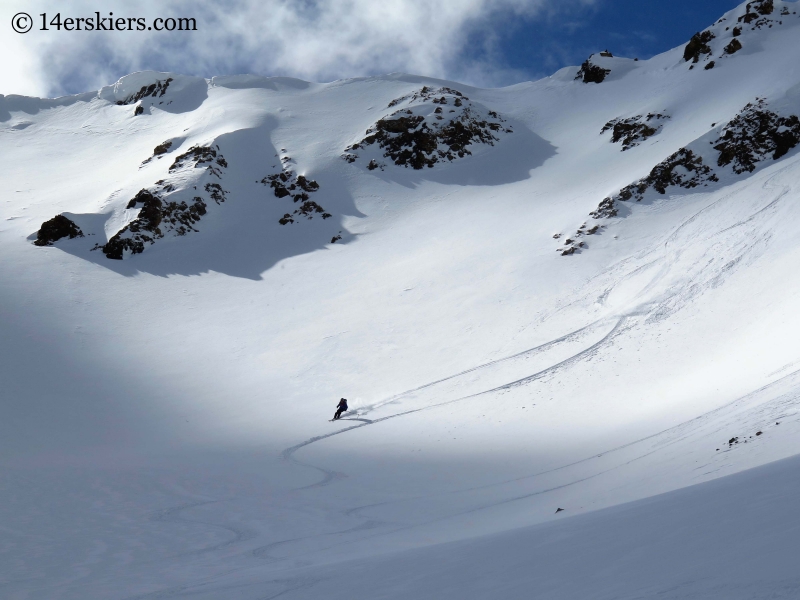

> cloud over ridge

[{"left": 2, "top": 0, "right": 595, "bottom": 97}]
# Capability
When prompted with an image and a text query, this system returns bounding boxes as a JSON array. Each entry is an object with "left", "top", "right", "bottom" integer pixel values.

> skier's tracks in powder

[{"left": 280, "top": 315, "right": 632, "bottom": 488}]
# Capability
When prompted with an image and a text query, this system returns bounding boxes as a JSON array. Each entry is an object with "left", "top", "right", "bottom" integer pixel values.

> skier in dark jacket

[{"left": 333, "top": 398, "right": 348, "bottom": 420}]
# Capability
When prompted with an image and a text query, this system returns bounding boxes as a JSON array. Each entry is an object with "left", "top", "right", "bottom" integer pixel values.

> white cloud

[{"left": 0, "top": 0, "right": 596, "bottom": 97}]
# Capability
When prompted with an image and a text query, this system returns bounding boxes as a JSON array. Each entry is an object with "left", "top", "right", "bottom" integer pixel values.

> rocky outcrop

[
  {"left": 713, "top": 98, "right": 800, "bottom": 173},
  {"left": 573, "top": 99, "right": 800, "bottom": 256},
  {"left": 170, "top": 145, "right": 227, "bottom": 177},
  {"left": 141, "top": 140, "right": 175, "bottom": 166},
  {"left": 261, "top": 169, "right": 331, "bottom": 225},
  {"left": 684, "top": 31, "right": 716, "bottom": 63},
  {"left": 601, "top": 113, "right": 670, "bottom": 151},
  {"left": 344, "top": 86, "right": 510, "bottom": 170},
  {"left": 100, "top": 145, "right": 230, "bottom": 259},
  {"left": 34, "top": 215, "right": 84, "bottom": 246},
  {"left": 724, "top": 38, "right": 743, "bottom": 55},
  {"left": 116, "top": 78, "right": 173, "bottom": 105},
  {"left": 575, "top": 60, "right": 610, "bottom": 84}
]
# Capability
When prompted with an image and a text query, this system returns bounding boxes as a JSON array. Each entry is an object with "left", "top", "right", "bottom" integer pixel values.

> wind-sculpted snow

[{"left": 343, "top": 86, "right": 511, "bottom": 170}]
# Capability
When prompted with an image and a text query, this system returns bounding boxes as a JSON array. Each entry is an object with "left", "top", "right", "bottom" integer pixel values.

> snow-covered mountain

[{"left": 3, "top": 1, "right": 800, "bottom": 598}]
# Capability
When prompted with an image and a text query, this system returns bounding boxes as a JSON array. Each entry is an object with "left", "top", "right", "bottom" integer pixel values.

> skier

[{"left": 333, "top": 398, "right": 348, "bottom": 420}]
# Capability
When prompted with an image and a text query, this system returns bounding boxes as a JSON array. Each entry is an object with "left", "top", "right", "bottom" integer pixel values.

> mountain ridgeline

[{"left": 27, "top": 0, "right": 800, "bottom": 262}]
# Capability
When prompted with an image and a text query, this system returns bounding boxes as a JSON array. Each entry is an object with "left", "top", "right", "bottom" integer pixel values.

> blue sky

[
  {"left": 2, "top": 0, "right": 746, "bottom": 97},
  {"left": 462, "top": 0, "right": 742, "bottom": 82}
]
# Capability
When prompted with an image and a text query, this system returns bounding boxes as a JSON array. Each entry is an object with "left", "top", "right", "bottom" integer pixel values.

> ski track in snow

[
  {"left": 7, "top": 6, "right": 800, "bottom": 597},
  {"left": 271, "top": 163, "right": 800, "bottom": 567}
]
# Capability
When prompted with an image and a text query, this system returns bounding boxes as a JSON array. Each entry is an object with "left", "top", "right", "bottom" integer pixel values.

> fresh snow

[{"left": 3, "top": 1, "right": 800, "bottom": 598}]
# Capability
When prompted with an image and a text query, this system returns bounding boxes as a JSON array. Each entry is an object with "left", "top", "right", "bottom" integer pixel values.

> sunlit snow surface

[{"left": 3, "top": 1, "right": 800, "bottom": 598}]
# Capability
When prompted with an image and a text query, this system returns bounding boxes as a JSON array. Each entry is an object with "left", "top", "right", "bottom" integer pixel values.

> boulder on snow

[
  {"left": 724, "top": 39, "right": 743, "bottom": 55},
  {"left": 34, "top": 214, "right": 84, "bottom": 246}
]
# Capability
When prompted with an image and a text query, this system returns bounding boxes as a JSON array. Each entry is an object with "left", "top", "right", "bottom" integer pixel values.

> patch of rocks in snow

[
  {"left": 343, "top": 86, "right": 512, "bottom": 170},
  {"left": 96, "top": 144, "right": 229, "bottom": 259},
  {"left": 259, "top": 168, "right": 331, "bottom": 226},
  {"left": 115, "top": 78, "right": 173, "bottom": 106},
  {"left": 685, "top": 0, "right": 798, "bottom": 71},
  {"left": 601, "top": 113, "right": 671, "bottom": 151},
  {"left": 713, "top": 98, "right": 800, "bottom": 173},
  {"left": 559, "top": 99, "right": 800, "bottom": 256}
]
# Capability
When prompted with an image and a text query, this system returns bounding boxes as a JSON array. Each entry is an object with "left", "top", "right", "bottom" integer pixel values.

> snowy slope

[{"left": 3, "top": 1, "right": 800, "bottom": 598}]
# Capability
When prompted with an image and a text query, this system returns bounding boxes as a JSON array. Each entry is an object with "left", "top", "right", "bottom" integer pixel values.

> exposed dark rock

[
  {"left": 34, "top": 215, "right": 84, "bottom": 246},
  {"left": 116, "top": 78, "right": 173, "bottom": 105},
  {"left": 331, "top": 234, "right": 342, "bottom": 243},
  {"left": 601, "top": 113, "right": 670, "bottom": 150},
  {"left": 629, "top": 148, "right": 717, "bottom": 197},
  {"left": 102, "top": 189, "right": 212, "bottom": 259},
  {"left": 261, "top": 169, "right": 331, "bottom": 225},
  {"left": 170, "top": 145, "right": 227, "bottom": 177},
  {"left": 683, "top": 31, "right": 715, "bottom": 63},
  {"left": 713, "top": 99, "right": 800, "bottom": 173},
  {"left": 590, "top": 197, "right": 617, "bottom": 219},
  {"left": 153, "top": 140, "right": 173, "bottom": 156},
  {"left": 705, "top": 61, "right": 716, "bottom": 70},
  {"left": 739, "top": 0, "right": 779, "bottom": 28},
  {"left": 134, "top": 105, "right": 143, "bottom": 116},
  {"left": 724, "top": 38, "right": 743, "bottom": 55},
  {"left": 387, "top": 85, "right": 468, "bottom": 108},
  {"left": 583, "top": 99, "right": 800, "bottom": 251},
  {"left": 575, "top": 60, "right": 610, "bottom": 84},
  {"left": 102, "top": 190, "right": 163, "bottom": 259},
  {"left": 346, "top": 87, "right": 506, "bottom": 170},
  {"left": 589, "top": 148, "right": 718, "bottom": 224},
  {"left": 555, "top": 508, "right": 565, "bottom": 513},
  {"left": 204, "top": 182, "right": 228, "bottom": 204}
]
